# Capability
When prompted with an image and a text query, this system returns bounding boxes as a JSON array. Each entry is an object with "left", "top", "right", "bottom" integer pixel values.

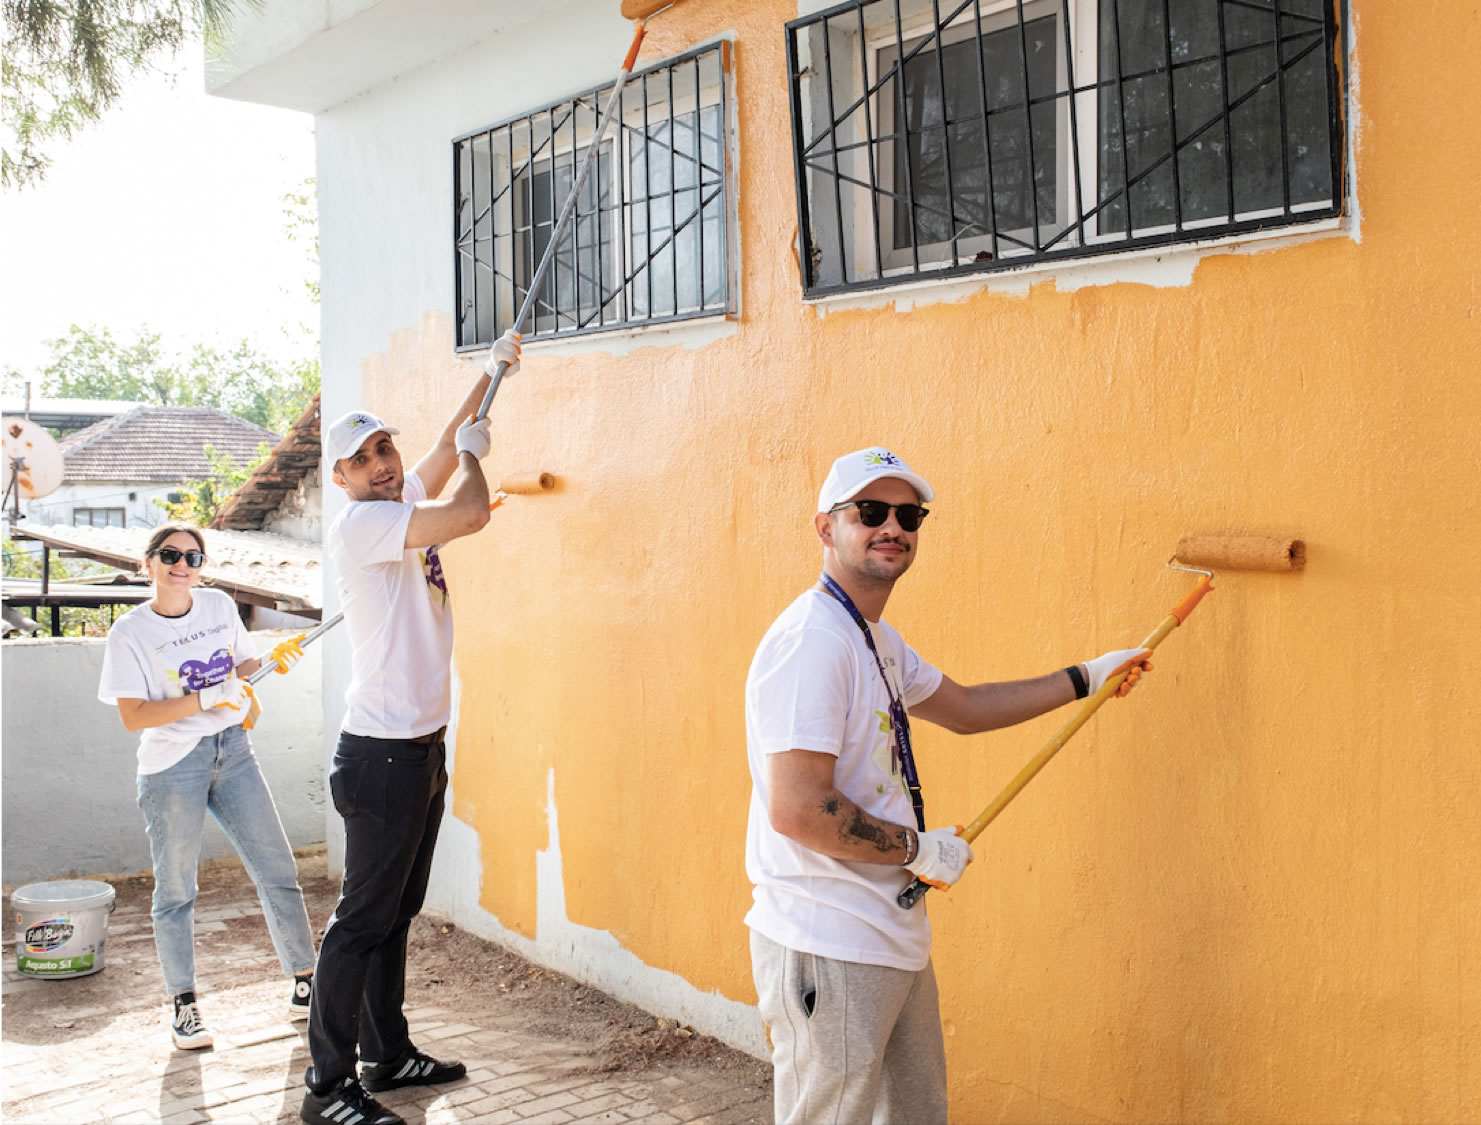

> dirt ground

[{"left": 3, "top": 847, "right": 771, "bottom": 1093}]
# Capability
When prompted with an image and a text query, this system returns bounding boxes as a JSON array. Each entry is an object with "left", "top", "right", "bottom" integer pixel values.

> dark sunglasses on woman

[
  {"left": 152, "top": 547, "right": 207, "bottom": 568},
  {"left": 828, "top": 500, "right": 930, "bottom": 532}
]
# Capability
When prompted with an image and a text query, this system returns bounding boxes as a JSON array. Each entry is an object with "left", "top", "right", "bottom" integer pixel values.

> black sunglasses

[
  {"left": 152, "top": 546, "right": 206, "bottom": 568},
  {"left": 829, "top": 500, "right": 930, "bottom": 532}
]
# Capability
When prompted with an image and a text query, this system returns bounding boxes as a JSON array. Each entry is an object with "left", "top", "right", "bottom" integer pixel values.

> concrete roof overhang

[{"left": 207, "top": 0, "right": 548, "bottom": 112}]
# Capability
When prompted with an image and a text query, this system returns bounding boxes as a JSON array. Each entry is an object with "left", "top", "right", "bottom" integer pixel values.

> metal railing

[
  {"left": 455, "top": 41, "right": 734, "bottom": 348},
  {"left": 786, "top": 0, "right": 1343, "bottom": 297}
]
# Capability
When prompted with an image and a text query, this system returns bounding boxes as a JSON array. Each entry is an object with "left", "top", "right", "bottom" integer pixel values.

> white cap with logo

[
  {"left": 817, "top": 447, "right": 935, "bottom": 513},
  {"left": 324, "top": 410, "right": 401, "bottom": 466}
]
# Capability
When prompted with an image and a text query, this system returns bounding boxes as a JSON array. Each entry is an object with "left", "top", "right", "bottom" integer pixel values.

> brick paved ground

[{"left": 2, "top": 855, "right": 772, "bottom": 1125}]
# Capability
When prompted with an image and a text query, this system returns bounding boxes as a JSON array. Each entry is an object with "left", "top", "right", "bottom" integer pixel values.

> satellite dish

[{"left": 2, "top": 416, "right": 65, "bottom": 502}]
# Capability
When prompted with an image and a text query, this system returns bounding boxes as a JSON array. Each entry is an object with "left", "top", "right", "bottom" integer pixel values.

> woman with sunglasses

[{"left": 98, "top": 523, "right": 318, "bottom": 1051}]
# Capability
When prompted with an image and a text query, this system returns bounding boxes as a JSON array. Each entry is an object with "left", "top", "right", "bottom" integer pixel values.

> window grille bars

[
  {"left": 455, "top": 42, "right": 733, "bottom": 350},
  {"left": 786, "top": 0, "right": 1343, "bottom": 298}
]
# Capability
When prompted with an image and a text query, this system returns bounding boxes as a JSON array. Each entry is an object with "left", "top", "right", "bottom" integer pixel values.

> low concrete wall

[{"left": 2, "top": 633, "right": 325, "bottom": 888}]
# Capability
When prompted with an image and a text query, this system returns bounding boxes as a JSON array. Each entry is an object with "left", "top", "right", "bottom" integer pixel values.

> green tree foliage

[
  {"left": 2, "top": 0, "right": 253, "bottom": 189},
  {"left": 4, "top": 324, "right": 318, "bottom": 434},
  {"left": 154, "top": 439, "right": 270, "bottom": 525}
]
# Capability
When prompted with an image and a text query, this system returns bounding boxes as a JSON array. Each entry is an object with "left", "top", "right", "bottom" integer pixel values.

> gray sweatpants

[{"left": 750, "top": 929, "right": 948, "bottom": 1125}]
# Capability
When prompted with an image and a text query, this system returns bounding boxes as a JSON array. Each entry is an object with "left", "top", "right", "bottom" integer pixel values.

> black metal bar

[
  {"left": 1014, "top": 0, "right": 1042, "bottom": 248},
  {"left": 1058, "top": 0, "right": 1087, "bottom": 248},
  {"left": 891, "top": 0, "right": 921, "bottom": 271},
  {"left": 494, "top": 129, "right": 506, "bottom": 336},
  {"left": 719, "top": 38, "right": 733, "bottom": 311},
  {"left": 642, "top": 70, "right": 653, "bottom": 316},
  {"left": 1109, "top": 0, "right": 1134, "bottom": 238},
  {"left": 695, "top": 57, "right": 707, "bottom": 307},
  {"left": 1272, "top": 0, "right": 1291, "bottom": 215},
  {"left": 929, "top": 0, "right": 960, "bottom": 263},
  {"left": 572, "top": 96, "right": 583, "bottom": 331},
  {"left": 857, "top": 3, "right": 885, "bottom": 279},
  {"left": 1159, "top": 0, "right": 1184, "bottom": 230},
  {"left": 1214, "top": 0, "right": 1237, "bottom": 220},
  {"left": 668, "top": 63, "right": 679, "bottom": 314},
  {"left": 454, "top": 141, "right": 466, "bottom": 345},
  {"left": 822, "top": 15, "right": 850, "bottom": 283},
  {"left": 1327, "top": 0, "right": 1344, "bottom": 213},
  {"left": 969, "top": 0, "right": 1001, "bottom": 260},
  {"left": 548, "top": 106, "right": 560, "bottom": 332}
]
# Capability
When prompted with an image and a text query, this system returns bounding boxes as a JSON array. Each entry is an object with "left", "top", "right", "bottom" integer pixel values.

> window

[
  {"left": 454, "top": 42, "right": 735, "bottom": 348},
  {"left": 785, "top": 0, "right": 1343, "bottom": 296},
  {"left": 73, "top": 507, "right": 124, "bottom": 528}
]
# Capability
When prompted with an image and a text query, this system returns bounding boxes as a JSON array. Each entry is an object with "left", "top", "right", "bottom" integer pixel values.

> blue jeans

[{"left": 137, "top": 725, "right": 317, "bottom": 996}]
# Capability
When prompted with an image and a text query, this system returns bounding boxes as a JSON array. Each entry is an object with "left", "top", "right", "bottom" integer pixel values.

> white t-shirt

[
  {"left": 328, "top": 471, "right": 455, "bottom": 739},
  {"left": 98, "top": 587, "right": 258, "bottom": 775},
  {"left": 744, "top": 588, "right": 944, "bottom": 971}
]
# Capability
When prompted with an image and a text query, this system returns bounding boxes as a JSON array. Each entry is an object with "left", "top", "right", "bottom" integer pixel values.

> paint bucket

[{"left": 11, "top": 880, "right": 115, "bottom": 979}]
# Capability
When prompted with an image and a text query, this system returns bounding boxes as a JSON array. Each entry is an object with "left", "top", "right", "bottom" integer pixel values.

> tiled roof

[
  {"left": 59, "top": 406, "right": 279, "bottom": 484},
  {"left": 213, "top": 395, "right": 320, "bottom": 531},
  {"left": 14, "top": 523, "right": 321, "bottom": 614}
]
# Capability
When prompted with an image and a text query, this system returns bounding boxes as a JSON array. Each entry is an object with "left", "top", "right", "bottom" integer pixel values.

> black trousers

[{"left": 306, "top": 729, "right": 447, "bottom": 1089}]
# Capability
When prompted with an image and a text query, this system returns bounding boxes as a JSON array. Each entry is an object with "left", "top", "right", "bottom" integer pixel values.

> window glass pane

[
  {"left": 892, "top": 16, "right": 1059, "bottom": 254},
  {"left": 631, "top": 105, "right": 725, "bottom": 318},
  {"left": 1099, "top": 0, "right": 1334, "bottom": 233}
]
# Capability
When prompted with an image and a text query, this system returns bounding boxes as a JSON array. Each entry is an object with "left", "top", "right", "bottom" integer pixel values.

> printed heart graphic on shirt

[{"left": 179, "top": 648, "right": 233, "bottom": 692}]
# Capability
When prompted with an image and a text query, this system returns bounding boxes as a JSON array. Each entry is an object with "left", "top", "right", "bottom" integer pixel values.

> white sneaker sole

[
  {"left": 173, "top": 1030, "right": 214, "bottom": 1050},
  {"left": 288, "top": 1005, "right": 310, "bottom": 1022}
]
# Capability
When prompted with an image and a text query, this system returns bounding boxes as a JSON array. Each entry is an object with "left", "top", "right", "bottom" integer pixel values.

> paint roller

[
  {"left": 474, "top": 0, "right": 693, "bottom": 419},
  {"left": 898, "top": 534, "right": 1304, "bottom": 909}
]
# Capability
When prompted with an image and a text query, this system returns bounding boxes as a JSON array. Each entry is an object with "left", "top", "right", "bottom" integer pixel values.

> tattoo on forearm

[
  {"left": 843, "top": 807, "right": 896, "bottom": 854},
  {"left": 817, "top": 793, "right": 908, "bottom": 857}
]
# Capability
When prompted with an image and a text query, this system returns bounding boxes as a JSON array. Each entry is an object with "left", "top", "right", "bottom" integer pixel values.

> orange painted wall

[{"left": 361, "top": 2, "right": 1481, "bottom": 1120}]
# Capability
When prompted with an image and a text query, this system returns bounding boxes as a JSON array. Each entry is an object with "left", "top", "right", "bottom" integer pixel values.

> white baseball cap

[
  {"left": 324, "top": 410, "right": 401, "bottom": 466},
  {"left": 817, "top": 447, "right": 935, "bottom": 513}
]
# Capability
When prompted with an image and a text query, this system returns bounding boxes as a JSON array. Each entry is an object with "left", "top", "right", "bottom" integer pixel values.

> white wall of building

[
  {"left": 307, "top": 1, "right": 761, "bottom": 1054},
  {"left": 21, "top": 481, "right": 176, "bottom": 530},
  {"left": 261, "top": 471, "right": 323, "bottom": 540},
  {"left": 1, "top": 632, "right": 325, "bottom": 888}
]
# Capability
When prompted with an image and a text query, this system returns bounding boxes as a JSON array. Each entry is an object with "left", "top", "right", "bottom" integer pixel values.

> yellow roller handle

[{"left": 898, "top": 572, "right": 1214, "bottom": 909}]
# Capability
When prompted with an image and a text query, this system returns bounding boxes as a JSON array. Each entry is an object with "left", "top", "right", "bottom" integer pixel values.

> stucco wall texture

[{"left": 351, "top": 2, "right": 1478, "bottom": 1121}]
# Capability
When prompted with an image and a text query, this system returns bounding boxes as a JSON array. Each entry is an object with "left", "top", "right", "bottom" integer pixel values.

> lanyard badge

[{"left": 819, "top": 574, "right": 926, "bottom": 832}]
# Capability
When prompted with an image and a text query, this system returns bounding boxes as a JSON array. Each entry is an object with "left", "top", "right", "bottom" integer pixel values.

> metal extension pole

[
  {"left": 475, "top": 21, "right": 651, "bottom": 421},
  {"left": 247, "top": 612, "right": 345, "bottom": 686}
]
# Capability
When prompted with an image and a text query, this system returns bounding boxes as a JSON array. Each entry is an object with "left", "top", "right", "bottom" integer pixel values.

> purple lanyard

[{"left": 819, "top": 574, "right": 926, "bottom": 831}]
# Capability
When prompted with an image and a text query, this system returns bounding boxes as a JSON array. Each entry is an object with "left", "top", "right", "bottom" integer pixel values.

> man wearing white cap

[
  {"left": 744, "top": 446, "right": 1152, "bottom": 1125},
  {"left": 301, "top": 331, "right": 520, "bottom": 1125}
]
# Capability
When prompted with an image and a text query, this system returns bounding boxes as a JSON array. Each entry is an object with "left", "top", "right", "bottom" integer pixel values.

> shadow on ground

[{"left": 2, "top": 848, "right": 771, "bottom": 1124}]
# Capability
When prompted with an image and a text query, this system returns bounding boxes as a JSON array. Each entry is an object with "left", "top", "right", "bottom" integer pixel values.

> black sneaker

[
  {"left": 289, "top": 974, "right": 312, "bottom": 1021},
  {"left": 361, "top": 1047, "right": 467, "bottom": 1091},
  {"left": 171, "top": 991, "right": 213, "bottom": 1050},
  {"left": 300, "top": 1078, "right": 404, "bottom": 1125}
]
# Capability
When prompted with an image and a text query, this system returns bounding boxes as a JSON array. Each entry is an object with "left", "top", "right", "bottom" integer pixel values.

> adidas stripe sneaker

[
  {"left": 289, "top": 974, "right": 313, "bottom": 1021},
  {"left": 300, "top": 1078, "right": 404, "bottom": 1125},
  {"left": 360, "top": 1047, "right": 466, "bottom": 1091},
  {"left": 171, "top": 992, "right": 213, "bottom": 1050}
]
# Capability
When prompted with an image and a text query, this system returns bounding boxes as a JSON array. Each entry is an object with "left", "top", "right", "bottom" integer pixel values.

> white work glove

[
  {"left": 904, "top": 827, "right": 974, "bottom": 890},
  {"left": 482, "top": 329, "right": 522, "bottom": 378},
  {"left": 455, "top": 416, "right": 492, "bottom": 461},
  {"left": 197, "top": 675, "right": 253, "bottom": 714},
  {"left": 1082, "top": 648, "right": 1153, "bottom": 697}
]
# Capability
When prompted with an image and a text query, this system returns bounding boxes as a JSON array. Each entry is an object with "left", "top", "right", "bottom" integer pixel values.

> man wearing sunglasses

[
  {"left": 744, "top": 446, "right": 1152, "bottom": 1125},
  {"left": 300, "top": 331, "right": 521, "bottom": 1125}
]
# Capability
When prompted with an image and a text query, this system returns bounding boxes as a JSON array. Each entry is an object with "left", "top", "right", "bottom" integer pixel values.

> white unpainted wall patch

[{"left": 424, "top": 672, "right": 767, "bottom": 1059}]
